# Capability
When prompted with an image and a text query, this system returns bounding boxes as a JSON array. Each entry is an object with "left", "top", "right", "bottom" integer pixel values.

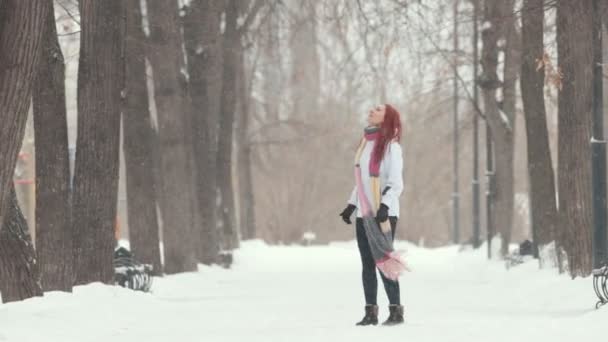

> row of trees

[
  {"left": 0, "top": 0, "right": 265, "bottom": 303},
  {"left": 349, "top": 0, "right": 607, "bottom": 278},
  {"left": 477, "top": 0, "right": 608, "bottom": 277},
  {"left": 1, "top": 0, "right": 606, "bottom": 305},
  {"left": 247, "top": 0, "right": 608, "bottom": 282}
]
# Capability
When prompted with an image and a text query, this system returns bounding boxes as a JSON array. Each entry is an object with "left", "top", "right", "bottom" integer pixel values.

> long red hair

[{"left": 372, "top": 104, "right": 402, "bottom": 164}]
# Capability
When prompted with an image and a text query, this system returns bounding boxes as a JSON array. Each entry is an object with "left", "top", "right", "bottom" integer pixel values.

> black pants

[{"left": 356, "top": 217, "right": 400, "bottom": 306}]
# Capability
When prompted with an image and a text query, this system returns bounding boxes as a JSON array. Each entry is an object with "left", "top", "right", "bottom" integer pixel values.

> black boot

[
  {"left": 382, "top": 305, "right": 404, "bottom": 326},
  {"left": 356, "top": 305, "right": 379, "bottom": 326}
]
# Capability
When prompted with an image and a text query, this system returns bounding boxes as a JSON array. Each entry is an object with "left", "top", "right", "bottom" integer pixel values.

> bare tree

[
  {"left": 216, "top": 0, "right": 264, "bottom": 249},
  {"left": 0, "top": 0, "right": 49, "bottom": 302},
  {"left": 146, "top": 0, "right": 198, "bottom": 273},
  {"left": 261, "top": 7, "right": 283, "bottom": 123},
  {"left": 217, "top": 0, "right": 242, "bottom": 250},
  {"left": 557, "top": 0, "right": 594, "bottom": 277},
  {"left": 290, "top": 1, "right": 321, "bottom": 118},
  {"left": 520, "top": 0, "right": 558, "bottom": 254},
  {"left": 236, "top": 46, "right": 256, "bottom": 240},
  {"left": 183, "top": 0, "right": 224, "bottom": 264},
  {"left": 479, "top": 0, "right": 519, "bottom": 257},
  {"left": 123, "top": 0, "right": 162, "bottom": 275},
  {"left": 499, "top": 0, "right": 521, "bottom": 255},
  {"left": 72, "top": 0, "right": 124, "bottom": 285},
  {"left": 32, "top": 2, "right": 73, "bottom": 292},
  {"left": 0, "top": 0, "right": 50, "bottom": 229}
]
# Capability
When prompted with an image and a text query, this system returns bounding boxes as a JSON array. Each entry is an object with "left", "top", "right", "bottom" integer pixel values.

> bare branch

[{"left": 238, "top": 0, "right": 266, "bottom": 36}]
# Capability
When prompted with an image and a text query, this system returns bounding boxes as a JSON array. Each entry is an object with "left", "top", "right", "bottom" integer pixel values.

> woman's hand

[
  {"left": 376, "top": 204, "right": 389, "bottom": 223},
  {"left": 339, "top": 204, "right": 356, "bottom": 224}
]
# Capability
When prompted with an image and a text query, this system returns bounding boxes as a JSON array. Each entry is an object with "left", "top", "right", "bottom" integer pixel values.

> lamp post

[
  {"left": 472, "top": 0, "right": 481, "bottom": 249},
  {"left": 452, "top": 0, "right": 460, "bottom": 244},
  {"left": 591, "top": 0, "right": 606, "bottom": 269}
]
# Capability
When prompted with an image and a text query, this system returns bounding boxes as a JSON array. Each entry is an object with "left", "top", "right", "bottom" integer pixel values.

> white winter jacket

[{"left": 348, "top": 140, "right": 404, "bottom": 218}]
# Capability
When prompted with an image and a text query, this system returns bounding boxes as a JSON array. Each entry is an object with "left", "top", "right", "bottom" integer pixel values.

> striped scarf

[{"left": 354, "top": 127, "right": 408, "bottom": 280}]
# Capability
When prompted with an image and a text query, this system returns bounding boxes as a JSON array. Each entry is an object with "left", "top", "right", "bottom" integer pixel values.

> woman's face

[{"left": 368, "top": 105, "right": 386, "bottom": 126}]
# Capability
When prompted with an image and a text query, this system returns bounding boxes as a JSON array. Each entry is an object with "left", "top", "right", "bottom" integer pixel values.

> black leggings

[{"left": 356, "top": 217, "right": 400, "bottom": 306}]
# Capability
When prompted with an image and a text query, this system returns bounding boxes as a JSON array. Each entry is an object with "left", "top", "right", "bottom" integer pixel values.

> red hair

[{"left": 372, "top": 104, "right": 402, "bottom": 165}]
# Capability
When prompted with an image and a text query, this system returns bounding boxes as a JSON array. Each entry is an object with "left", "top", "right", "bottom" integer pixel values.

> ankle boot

[
  {"left": 382, "top": 305, "right": 404, "bottom": 325},
  {"left": 356, "top": 305, "right": 379, "bottom": 326}
]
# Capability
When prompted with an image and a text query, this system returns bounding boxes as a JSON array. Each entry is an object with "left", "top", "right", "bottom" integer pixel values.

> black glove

[
  {"left": 339, "top": 204, "right": 356, "bottom": 225},
  {"left": 376, "top": 203, "right": 389, "bottom": 223}
]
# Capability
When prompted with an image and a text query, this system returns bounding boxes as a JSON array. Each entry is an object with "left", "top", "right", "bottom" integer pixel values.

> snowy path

[{"left": 0, "top": 240, "right": 604, "bottom": 342}]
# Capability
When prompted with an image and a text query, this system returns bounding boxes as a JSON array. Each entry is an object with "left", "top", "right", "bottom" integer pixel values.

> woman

[{"left": 339, "top": 104, "right": 405, "bottom": 326}]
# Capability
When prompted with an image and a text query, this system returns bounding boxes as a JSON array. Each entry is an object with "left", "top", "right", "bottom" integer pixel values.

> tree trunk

[
  {"left": 262, "top": 9, "right": 282, "bottom": 123},
  {"left": 520, "top": 0, "right": 558, "bottom": 251},
  {"left": 0, "top": 0, "right": 50, "bottom": 228},
  {"left": 236, "top": 48, "right": 256, "bottom": 240},
  {"left": 492, "top": 136, "right": 515, "bottom": 257},
  {"left": 0, "top": 186, "right": 43, "bottom": 303},
  {"left": 237, "top": 139, "right": 256, "bottom": 241},
  {"left": 479, "top": 0, "right": 516, "bottom": 257},
  {"left": 146, "top": 0, "right": 198, "bottom": 274},
  {"left": 498, "top": 0, "right": 520, "bottom": 256},
  {"left": 290, "top": 1, "right": 321, "bottom": 118},
  {"left": 183, "top": 0, "right": 224, "bottom": 264},
  {"left": 32, "top": 3, "right": 73, "bottom": 292},
  {"left": 72, "top": 0, "right": 124, "bottom": 285},
  {"left": 217, "top": 0, "right": 241, "bottom": 250},
  {"left": 123, "top": 0, "right": 162, "bottom": 275},
  {"left": 557, "top": 0, "right": 594, "bottom": 277}
]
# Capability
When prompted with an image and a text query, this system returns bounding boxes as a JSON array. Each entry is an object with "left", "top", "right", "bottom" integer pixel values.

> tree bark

[
  {"left": 72, "top": 0, "right": 124, "bottom": 285},
  {"left": 0, "top": 186, "right": 43, "bottom": 303},
  {"left": 520, "top": 0, "right": 558, "bottom": 251},
  {"left": 32, "top": 3, "right": 73, "bottom": 292},
  {"left": 557, "top": 0, "right": 594, "bottom": 277},
  {"left": 146, "top": 0, "right": 198, "bottom": 273},
  {"left": 479, "top": 0, "right": 517, "bottom": 257},
  {"left": 123, "top": 0, "right": 162, "bottom": 275},
  {"left": 217, "top": 0, "right": 241, "bottom": 250},
  {"left": 183, "top": 0, "right": 224, "bottom": 264},
  {"left": 0, "top": 0, "right": 50, "bottom": 229}
]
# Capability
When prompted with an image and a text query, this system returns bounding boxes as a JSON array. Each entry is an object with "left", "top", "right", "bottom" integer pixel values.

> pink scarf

[{"left": 364, "top": 126, "right": 381, "bottom": 177}]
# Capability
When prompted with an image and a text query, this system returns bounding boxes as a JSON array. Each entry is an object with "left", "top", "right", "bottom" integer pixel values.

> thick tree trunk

[
  {"left": 0, "top": 0, "right": 50, "bottom": 228},
  {"left": 146, "top": 0, "right": 198, "bottom": 274},
  {"left": 520, "top": 0, "right": 558, "bottom": 250},
  {"left": 217, "top": 0, "right": 241, "bottom": 250},
  {"left": 557, "top": 0, "right": 594, "bottom": 277},
  {"left": 123, "top": 0, "right": 162, "bottom": 275},
  {"left": 183, "top": 0, "right": 224, "bottom": 264},
  {"left": 0, "top": 186, "right": 43, "bottom": 303},
  {"left": 32, "top": 4, "right": 73, "bottom": 292},
  {"left": 72, "top": 0, "right": 124, "bottom": 285},
  {"left": 498, "top": 1, "right": 520, "bottom": 257},
  {"left": 479, "top": 0, "right": 517, "bottom": 257}
]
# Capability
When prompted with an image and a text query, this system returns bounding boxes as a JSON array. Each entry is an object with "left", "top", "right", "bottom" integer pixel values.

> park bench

[
  {"left": 593, "top": 263, "right": 608, "bottom": 309},
  {"left": 113, "top": 247, "right": 153, "bottom": 292}
]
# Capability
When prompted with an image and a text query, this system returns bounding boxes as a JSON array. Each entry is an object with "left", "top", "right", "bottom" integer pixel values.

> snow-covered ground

[{"left": 0, "top": 240, "right": 604, "bottom": 342}]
